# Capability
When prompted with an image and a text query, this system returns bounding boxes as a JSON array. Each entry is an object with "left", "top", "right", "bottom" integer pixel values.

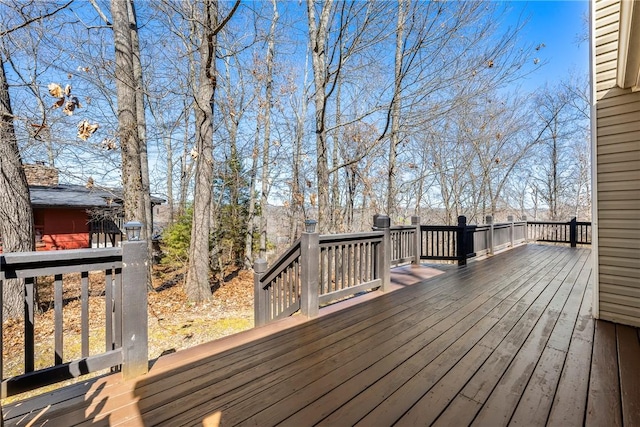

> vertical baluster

[
  {"left": 289, "top": 264, "right": 293, "bottom": 307},
  {"left": 292, "top": 264, "right": 296, "bottom": 306},
  {"left": 276, "top": 275, "right": 281, "bottom": 317},
  {"left": 354, "top": 243, "right": 359, "bottom": 285},
  {"left": 326, "top": 246, "right": 334, "bottom": 293},
  {"left": 348, "top": 243, "right": 353, "bottom": 289},
  {"left": 429, "top": 230, "right": 438, "bottom": 256},
  {"left": 272, "top": 276, "right": 277, "bottom": 319},
  {"left": 282, "top": 269, "right": 287, "bottom": 313},
  {"left": 286, "top": 267, "right": 290, "bottom": 310},
  {"left": 367, "top": 241, "right": 371, "bottom": 282},
  {"left": 342, "top": 245, "right": 347, "bottom": 290},
  {"left": 267, "top": 280, "right": 273, "bottom": 322},
  {"left": 319, "top": 248, "right": 325, "bottom": 295},
  {"left": 272, "top": 276, "right": 276, "bottom": 319},
  {"left": 278, "top": 274, "right": 282, "bottom": 317},
  {"left": 113, "top": 268, "right": 122, "bottom": 350},
  {"left": 105, "top": 269, "right": 113, "bottom": 351},
  {"left": 81, "top": 271, "right": 89, "bottom": 357},
  {"left": 54, "top": 274, "right": 63, "bottom": 365},
  {"left": 334, "top": 246, "right": 339, "bottom": 292},
  {"left": 358, "top": 242, "right": 362, "bottom": 284},
  {"left": 364, "top": 242, "right": 369, "bottom": 282},
  {"left": 24, "top": 277, "right": 35, "bottom": 373}
]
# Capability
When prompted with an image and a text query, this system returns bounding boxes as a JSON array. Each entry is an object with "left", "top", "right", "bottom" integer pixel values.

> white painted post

[
  {"left": 300, "top": 231, "right": 319, "bottom": 319},
  {"left": 121, "top": 240, "right": 148, "bottom": 379},
  {"left": 411, "top": 216, "right": 420, "bottom": 265}
]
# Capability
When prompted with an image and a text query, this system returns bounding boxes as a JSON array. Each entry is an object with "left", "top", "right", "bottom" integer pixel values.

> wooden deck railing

[
  {"left": 418, "top": 215, "right": 528, "bottom": 265},
  {"left": 0, "top": 242, "right": 148, "bottom": 398},
  {"left": 389, "top": 217, "right": 419, "bottom": 267},
  {"left": 255, "top": 215, "right": 594, "bottom": 326},
  {"left": 527, "top": 218, "right": 592, "bottom": 246},
  {"left": 254, "top": 218, "right": 393, "bottom": 326}
]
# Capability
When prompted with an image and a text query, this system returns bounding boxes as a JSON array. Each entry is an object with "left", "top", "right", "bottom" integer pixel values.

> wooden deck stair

[{"left": 4, "top": 244, "right": 639, "bottom": 426}]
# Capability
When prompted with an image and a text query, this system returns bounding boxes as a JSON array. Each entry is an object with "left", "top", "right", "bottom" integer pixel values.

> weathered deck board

[
  {"left": 4, "top": 244, "right": 640, "bottom": 427},
  {"left": 617, "top": 324, "right": 640, "bottom": 427}
]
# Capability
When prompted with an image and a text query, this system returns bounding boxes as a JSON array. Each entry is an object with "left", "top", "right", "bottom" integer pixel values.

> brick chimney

[{"left": 23, "top": 162, "right": 59, "bottom": 186}]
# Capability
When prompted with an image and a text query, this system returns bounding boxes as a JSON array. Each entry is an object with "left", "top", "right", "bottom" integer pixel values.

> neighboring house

[
  {"left": 21, "top": 163, "right": 162, "bottom": 251},
  {"left": 592, "top": 0, "right": 640, "bottom": 327}
]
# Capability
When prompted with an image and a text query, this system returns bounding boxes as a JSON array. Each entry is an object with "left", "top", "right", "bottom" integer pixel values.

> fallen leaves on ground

[{"left": 1, "top": 266, "right": 255, "bottom": 403}]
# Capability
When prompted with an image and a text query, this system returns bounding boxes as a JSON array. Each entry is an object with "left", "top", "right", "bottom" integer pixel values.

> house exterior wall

[
  {"left": 593, "top": 0, "right": 640, "bottom": 327},
  {"left": 34, "top": 208, "right": 90, "bottom": 250}
]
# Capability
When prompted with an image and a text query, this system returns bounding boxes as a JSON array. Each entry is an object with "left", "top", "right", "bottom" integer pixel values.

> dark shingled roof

[{"left": 29, "top": 184, "right": 164, "bottom": 208}]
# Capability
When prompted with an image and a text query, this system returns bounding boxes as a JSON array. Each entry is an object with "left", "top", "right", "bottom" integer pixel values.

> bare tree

[
  {"left": 0, "top": 1, "right": 71, "bottom": 318},
  {"left": 110, "top": 0, "right": 148, "bottom": 227},
  {"left": 0, "top": 58, "right": 35, "bottom": 318},
  {"left": 259, "top": 0, "right": 278, "bottom": 258},
  {"left": 185, "top": 0, "right": 239, "bottom": 302}
]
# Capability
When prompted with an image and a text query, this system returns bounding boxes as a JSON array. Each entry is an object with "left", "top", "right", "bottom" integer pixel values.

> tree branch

[{"left": 0, "top": 1, "right": 74, "bottom": 36}]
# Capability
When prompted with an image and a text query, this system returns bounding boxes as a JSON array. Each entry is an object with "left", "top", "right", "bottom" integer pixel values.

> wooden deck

[{"left": 4, "top": 244, "right": 640, "bottom": 426}]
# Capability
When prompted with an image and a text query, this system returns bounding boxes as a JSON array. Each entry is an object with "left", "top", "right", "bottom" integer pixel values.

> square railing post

[
  {"left": 411, "top": 216, "right": 420, "bottom": 265},
  {"left": 570, "top": 217, "right": 577, "bottom": 247},
  {"left": 508, "top": 215, "right": 514, "bottom": 248},
  {"left": 300, "top": 231, "right": 319, "bottom": 319},
  {"left": 374, "top": 215, "right": 391, "bottom": 291},
  {"left": 457, "top": 215, "right": 467, "bottom": 266},
  {"left": 121, "top": 240, "right": 148, "bottom": 380},
  {"left": 486, "top": 215, "right": 494, "bottom": 255},
  {"left": 253, "top": 259, "right": 267, "bottom": 326}
]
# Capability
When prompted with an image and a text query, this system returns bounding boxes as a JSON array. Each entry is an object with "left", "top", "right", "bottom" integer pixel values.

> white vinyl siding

[{"left": 594, "top": 0, "right": 640, "bottom": 327}]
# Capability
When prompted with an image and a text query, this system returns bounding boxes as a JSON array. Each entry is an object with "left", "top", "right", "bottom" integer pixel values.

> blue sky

[{"left": 506, "top": 1, "right": 590, "bottom": 91}]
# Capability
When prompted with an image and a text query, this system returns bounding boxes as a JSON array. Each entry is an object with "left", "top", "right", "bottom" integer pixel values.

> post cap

[
  {"left": 254, "top": 258, "right": 267, "bottom": 273},
  {"left": 374, "top": 215, "right": 391, "bottom": 229}
]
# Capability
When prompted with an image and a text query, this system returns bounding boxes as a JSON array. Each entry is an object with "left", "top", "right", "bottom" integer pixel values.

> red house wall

[{"left": 35, "top": 208, "right": 90, "bottom": 250}]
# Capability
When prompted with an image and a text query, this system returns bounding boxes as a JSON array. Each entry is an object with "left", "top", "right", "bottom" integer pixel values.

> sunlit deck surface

[{"left": 5, "top": 244, "right": 640, "bottom": 426}]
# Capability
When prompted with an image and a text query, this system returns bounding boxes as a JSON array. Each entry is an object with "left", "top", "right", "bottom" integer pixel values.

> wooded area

[{"left": 0, "top": 1, "right": 590, "bottom": 307}]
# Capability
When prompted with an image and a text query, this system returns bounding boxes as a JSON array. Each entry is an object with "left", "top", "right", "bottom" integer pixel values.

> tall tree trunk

[
  {"left": 0, "top": 58, "right": 35, "bottom": 318},
  {"left": 259, "top": 0, "right": 278, "bottom": 258},
  {"left": 111, "top": 0, "right": 146, "bottom": 226},
  {"left": 386, "top": 0, "right": 406, "bottom": 221},
  {"left": 244, "top": 123, "right": 259, "bottom": 268},
  {"left": 179, "top": 98, "right": 192, "bottom": 215},
  {"left": 306, "top": 0, "right": 332, "bottom": 233},
  {"left": 186, "top": 0, "right": 218, "bottom": 302},
  {"left": 288, "top": 53, "right": 310, "bottom": 242},
  {"left": 126, "top": 0, "right": 154, "bottom": 291},
  {"left": 330, "top": 76, "right": 341, "bottom": 233},
  {"left": 127, "top": 0, "right": 153, "bottom": 246},
  {"left": 163, "top": 134, "right": 174, "bottom": 222}
]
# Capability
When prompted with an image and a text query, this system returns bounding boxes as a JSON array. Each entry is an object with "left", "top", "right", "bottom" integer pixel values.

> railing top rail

[
  {"left": 492, "top": 223, "right": 513, "bottom": 229},
  {"left": 390, "top": 225, "right": 416, "bottom": 231},
  {"left": 471, "top": 224, "right": 491, "bottom": 231},
  {"left": 420, "top": 225, "right": 461, "bottom": 231},
  {"left": 1, "top": 247, "right": 122, "bottom": 266},
  {"left": 261, "top": 237, "right": 301, "bottom": 280},
  {"left": 319, "top": 231, "right": 383, "bottom": 245},
  {"left": 527, "top": 220, "right": 573, "bottom": 225}
]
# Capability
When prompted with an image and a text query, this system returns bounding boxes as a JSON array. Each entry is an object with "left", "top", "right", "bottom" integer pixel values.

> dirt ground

[{"left": 1, "top": 265, "right": 255, "bottom": 403}]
